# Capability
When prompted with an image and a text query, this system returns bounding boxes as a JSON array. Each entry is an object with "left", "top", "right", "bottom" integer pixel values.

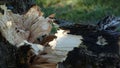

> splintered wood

[{"left": 0, "top": 5, "right": 52, "bottom": 45}]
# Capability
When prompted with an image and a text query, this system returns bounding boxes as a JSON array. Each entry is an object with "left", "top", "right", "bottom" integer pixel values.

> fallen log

[
  {"left": 27, "top": 23, "right": 120, "bottom": 68},
  {"left": 29, "top": 19, "right": 120, "bottom": 68},
  {"left": 0, "top": 3, "right": 120, "bottom": 68},
  {"left": 53, "top": 19, "right": 120, "bottom": 68}
]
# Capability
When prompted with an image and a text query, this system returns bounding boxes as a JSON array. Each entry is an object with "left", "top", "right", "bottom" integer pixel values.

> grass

[
  {"left": 35, "top": 0, "right": 120, "bottom": 32},
  {"left": 35, "top": 0, "right": 120, "bottom": 25}
]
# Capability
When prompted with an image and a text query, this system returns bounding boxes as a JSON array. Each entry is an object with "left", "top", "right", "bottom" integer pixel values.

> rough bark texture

[
  {"left": 0, "top": 32, "right": 18, "bottom": 68},
  {"left": 0, "top": 32, "right": 36, "bottom": 68},
  {"left": 0, "top": 0, "right": 35, "bottom": 14},
  {"left": 57, "top": 24, "right": 120, "bottom": 68}
]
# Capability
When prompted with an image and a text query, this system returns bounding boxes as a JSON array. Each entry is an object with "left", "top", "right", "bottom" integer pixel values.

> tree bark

[
  {"left": 57, "top": 24, "right": 120, "bottom": 68},
  {"left": 0, "top": 0, "right": 35, "bottom": 14},
  {"left": 0, "top": 32, "right": 18, "bottom": 68}
]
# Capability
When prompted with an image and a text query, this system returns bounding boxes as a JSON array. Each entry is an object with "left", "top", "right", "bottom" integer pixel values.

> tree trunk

[
  {"left": 0, "top": 0, "right": 36, "bottom": 14},
  {"left": 0, "top": 32, "right": 18, "bottom": 68}
]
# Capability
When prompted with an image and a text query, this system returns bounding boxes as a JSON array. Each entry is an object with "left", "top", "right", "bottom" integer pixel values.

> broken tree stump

[
  {"left": 0, "top": 5, "right": 53, "bottom": 68},
  {"left": 0, "top": 5, "right": 52, "bottom": 45}
]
